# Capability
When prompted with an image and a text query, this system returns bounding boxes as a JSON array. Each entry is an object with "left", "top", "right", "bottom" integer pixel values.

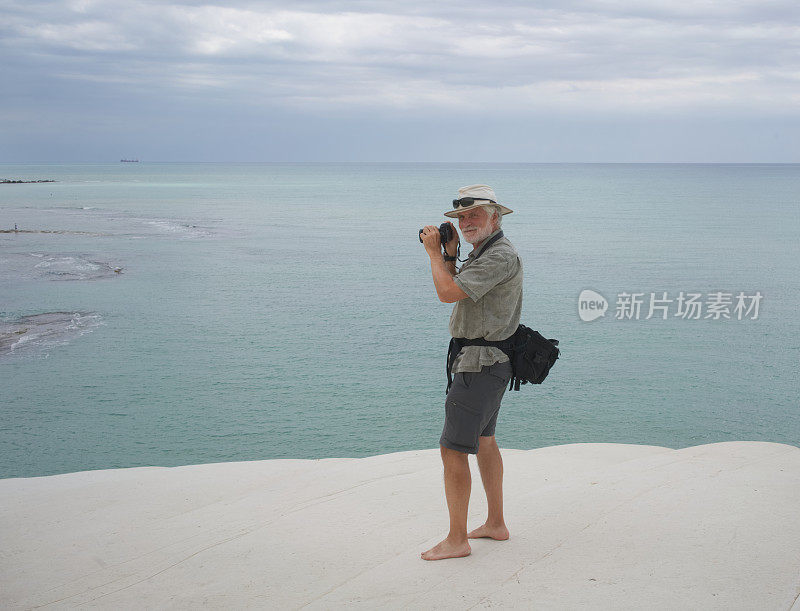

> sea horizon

[{"left": 3, "top": 161, "right": 799, "bottom": 166}]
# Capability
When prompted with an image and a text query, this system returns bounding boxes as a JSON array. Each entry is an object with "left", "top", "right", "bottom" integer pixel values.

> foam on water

[
  {"left": 0, "top": 252, "right": 122, "bottom": 281},
  {"left": 33, "top": 255, "right": 121, "bottom": 280},
  {"left": 140, "top": 218, "right": 215, "bottom": 239},
  {"left": 0, "top": 311, "right": 104, "bottom": 358}
]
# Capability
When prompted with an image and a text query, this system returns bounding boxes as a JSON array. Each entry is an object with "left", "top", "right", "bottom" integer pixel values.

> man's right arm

[
  {"left": 428, "top": 253, "right": 468, "bottom": 303},
  {"left": 421, "top": 221, "right": 466, "bottom": 303}
]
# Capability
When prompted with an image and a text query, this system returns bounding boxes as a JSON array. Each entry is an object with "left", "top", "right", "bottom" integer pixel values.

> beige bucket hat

[{"left": 444, "top": 184, "right": 513, "bottom": 218}]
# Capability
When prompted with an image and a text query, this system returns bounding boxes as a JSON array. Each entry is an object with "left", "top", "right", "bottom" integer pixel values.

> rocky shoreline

[
  {"left": 1, "top": 179, "right": 56, "bottom": 184},
  {"left": 0, "top": 228, "right": 106, "bottom": 235}
]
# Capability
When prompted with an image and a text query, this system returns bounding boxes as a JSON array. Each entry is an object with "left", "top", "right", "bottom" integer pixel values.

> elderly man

[{"left": 419, "top": 184, "right": 523, "bottom": 561}]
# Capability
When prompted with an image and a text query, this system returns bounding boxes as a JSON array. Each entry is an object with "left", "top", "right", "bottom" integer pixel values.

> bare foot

[
  {"left": 467, "top": 522, "right": 510, "bottom": 540},
  {"left": 420, "top": 537, "right": 471, "bottom": 561}
]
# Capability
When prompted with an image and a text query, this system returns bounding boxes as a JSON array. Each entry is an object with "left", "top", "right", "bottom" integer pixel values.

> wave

[
  {"left": 0, "top": 253, "right": 123, "bottom": 282},
  {"left": 0, "top": 311, "right": 103, "bottom": 358},
  {"left": 33, "top": 255, "right": 123, "bottom": 280},
  {"left": 139, "top": 218, "right": 215, "bottom": 239}
]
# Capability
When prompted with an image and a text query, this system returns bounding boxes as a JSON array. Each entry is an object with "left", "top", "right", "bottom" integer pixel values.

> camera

[{"left": 419, "top": 222, "right": 454, "bottom": 245}]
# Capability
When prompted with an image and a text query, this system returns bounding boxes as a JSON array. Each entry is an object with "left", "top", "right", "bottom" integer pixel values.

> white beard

[{"left": 462, "top": 221, "right": 494, "bottom": 244}]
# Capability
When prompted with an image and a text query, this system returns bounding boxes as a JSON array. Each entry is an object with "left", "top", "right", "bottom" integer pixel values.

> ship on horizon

[{"left": 120, "top": 159, "right": 139, "bottom": 163}]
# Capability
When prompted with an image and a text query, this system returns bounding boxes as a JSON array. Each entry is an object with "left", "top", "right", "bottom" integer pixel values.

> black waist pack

[
  {"left": 507, "top": 324, "right": 560, "bottom": 390},
  {"left": 446, "top": 325, "right": 560, "bottom": 393}
]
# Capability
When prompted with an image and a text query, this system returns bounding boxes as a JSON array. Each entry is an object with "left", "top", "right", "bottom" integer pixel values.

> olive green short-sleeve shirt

[{"left": 449, "top": 228, "right": 523, "bottom": 373}]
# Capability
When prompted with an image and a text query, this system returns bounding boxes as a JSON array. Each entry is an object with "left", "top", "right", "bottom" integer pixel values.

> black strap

[
  {"left": 471, "top": 230, "right": 504, "bottom": 261},
  {"left": 450, "top": 229, "right": 505, "bottom": 266},
  {"left": 446, "top": 334, "right": 515, "bottom": 394}
]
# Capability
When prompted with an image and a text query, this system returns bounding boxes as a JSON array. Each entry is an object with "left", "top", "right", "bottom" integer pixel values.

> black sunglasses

[{"left": 452, "top": 197, "right": 496, "bottom": 209}]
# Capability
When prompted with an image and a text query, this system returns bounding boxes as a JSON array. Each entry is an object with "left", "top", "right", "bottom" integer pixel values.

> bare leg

[
  {"left": 421, "top": 445, "right": 473, "bottom": 560},
  {"left": 468, "top": 435, "right": 510, "bottom": 540}
]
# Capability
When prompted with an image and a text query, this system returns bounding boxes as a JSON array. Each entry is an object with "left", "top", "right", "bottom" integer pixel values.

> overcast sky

[{"left": 2, "top": 0, "right": 799, "bottom": 162}]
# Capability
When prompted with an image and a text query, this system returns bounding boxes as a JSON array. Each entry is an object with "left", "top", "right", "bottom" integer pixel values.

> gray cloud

[{"left": 1, "top": 0, "right": 798, "bottom": 160}]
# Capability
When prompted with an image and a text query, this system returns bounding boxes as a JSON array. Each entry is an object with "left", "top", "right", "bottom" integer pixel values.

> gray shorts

[{"left": 439, "top": 360, "right": 513, "bottom": 454}]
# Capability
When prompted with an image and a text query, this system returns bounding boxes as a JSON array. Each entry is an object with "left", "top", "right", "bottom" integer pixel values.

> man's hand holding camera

[{"left": 420, "top": 221, "right": 459, "bottom": 259}]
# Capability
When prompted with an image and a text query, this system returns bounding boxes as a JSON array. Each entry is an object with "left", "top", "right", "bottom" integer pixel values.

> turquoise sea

[{"left": 1, "top": 163, "right": 798, "bottom": 478}]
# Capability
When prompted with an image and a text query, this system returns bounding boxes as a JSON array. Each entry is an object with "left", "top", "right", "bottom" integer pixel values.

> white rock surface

[{"left": 1, "top": 441, "right": 799, "bottom": 609}]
